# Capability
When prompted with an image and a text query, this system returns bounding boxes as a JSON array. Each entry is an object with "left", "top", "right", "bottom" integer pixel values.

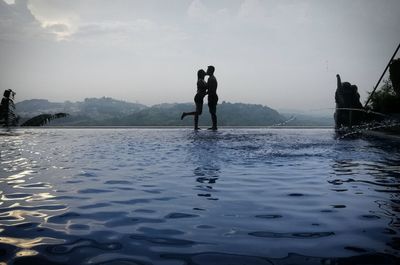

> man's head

[
  {"left": 206, "top": 65, "right": 215, "bottom": 76},
  {"left": 342, "top": 82, "right": 351, "bottom": 90}
]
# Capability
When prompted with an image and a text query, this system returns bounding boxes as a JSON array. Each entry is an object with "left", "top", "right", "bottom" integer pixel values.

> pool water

[{"left": 0, "top": 128, "right": 399, "bottom": 264}]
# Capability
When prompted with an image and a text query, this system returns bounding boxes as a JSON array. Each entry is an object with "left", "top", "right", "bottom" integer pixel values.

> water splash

[
  {"left": 335, "top": 107, "right": 389, "bottom": 118},
  {"left": 336, "top": 119, "right": 400, "bottom": 139},
  {"left": 332, "top": 107, "right": 400, "bottom": 139}
]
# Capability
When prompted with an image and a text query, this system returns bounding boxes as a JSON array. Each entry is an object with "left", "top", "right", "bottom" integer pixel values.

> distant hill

[
  {"left": 113, "top": 102, "right": 285, "bottom": 126},
  {"left": 16, "top": 99, "right": 65, "bottom": 114},
  {"left": 15, "top": 98, "right": 287, "bottom": 126},
  {"left": 16, "top": 97, "right": 147, "bottom": 124},
  {"left": 280, "top": 112, "right": 334, "bottom": 127}
]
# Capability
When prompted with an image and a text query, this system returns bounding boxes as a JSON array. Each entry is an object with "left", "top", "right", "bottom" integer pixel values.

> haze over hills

[
  {"left": 15, "top": 97, "right": 333, "bottom": 126},
  {"left": 16, "top": 97, "right": 147, "bottom": 119}
]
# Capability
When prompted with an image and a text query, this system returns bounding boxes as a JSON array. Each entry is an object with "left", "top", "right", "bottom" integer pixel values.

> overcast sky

[{"left": 0, "top": 0, "right": 399, "bottom": 111}]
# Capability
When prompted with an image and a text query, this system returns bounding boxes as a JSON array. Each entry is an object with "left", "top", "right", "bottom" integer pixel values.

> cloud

[
  {"left": 237, "top": 0, "right": 265, "bottom": 19},
  {"left": 0, "top": 0, "right": 80, "bottom": 41},
  {"left": 45, "top": 22, "right": 69, "bottom": 33},
  {"left": 1, "top": 0, "right": 400, "bottom": 109},
  {"left": 0, "top": 0, "right": 49, "bottom": 42},
  {"left": 26, "top": 0, "right": 80, "bottom": 40},
  {"left": 70, "top": 19, "right": 188, "bottom": 56},
  {"left": 186, "top": 0, "right": 231, "bottom": 26},
  {"left": 187, "top": 0, "right": 208, "bottom": 20},
  {"left": 237, "top": 0, "right": 310, "bottom": 30},
  {"left": 18, "top": 0, "right": 189, "bottom": 45}
]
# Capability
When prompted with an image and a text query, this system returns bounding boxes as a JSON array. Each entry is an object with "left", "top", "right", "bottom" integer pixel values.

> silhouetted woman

[{"left": 181, "top": 69, "right": 207, "bottom": 130}]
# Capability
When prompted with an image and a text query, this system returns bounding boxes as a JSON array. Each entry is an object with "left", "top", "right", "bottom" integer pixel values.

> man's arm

[
  {"left": 335, "top": 74, "right": 343, "bottom": 105},
  {"left": 336, "top": 74, "right": 341, "bottom": 90}
]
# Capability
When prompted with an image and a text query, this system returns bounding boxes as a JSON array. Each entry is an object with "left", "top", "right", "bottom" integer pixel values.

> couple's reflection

[{"left": 187, "top": 132, "right": 221, "bottom": 201}]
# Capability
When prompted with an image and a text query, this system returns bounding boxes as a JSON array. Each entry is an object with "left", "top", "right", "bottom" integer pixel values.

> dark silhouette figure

[
  {"left": 206, "top": 65, "right": 218, "bottom": 130},
  {"left": 181, "top": 69, "right": 207, "bottom": 130},
  {"left": 390, "top": 58, "right": 400, "bottom": 97},
  {"left": 0, "top": 89, "right": 68, "bottom": 127},
  {"left": 334, "top": 74, "right": 364, "bottom": 128},
  {"left": 0, "top": 89, "right": 18, "bottom": 127}
]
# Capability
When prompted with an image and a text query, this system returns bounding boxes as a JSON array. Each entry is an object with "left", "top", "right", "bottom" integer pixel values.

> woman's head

[{"left": 197, "top": 69, "right": 206, "bottom": 80}]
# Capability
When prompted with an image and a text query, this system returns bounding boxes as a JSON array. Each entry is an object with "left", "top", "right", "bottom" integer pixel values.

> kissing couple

[{"left": 181, "top": 65, "right": 218, "bottom": 130}]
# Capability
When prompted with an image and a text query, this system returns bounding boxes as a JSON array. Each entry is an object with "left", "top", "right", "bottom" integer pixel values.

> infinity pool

[{"left": 0, "top": 128, "right": 399, "bottom": 264}]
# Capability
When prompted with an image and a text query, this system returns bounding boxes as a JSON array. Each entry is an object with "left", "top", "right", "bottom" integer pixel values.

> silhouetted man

[{"left": 206, "top": 65, "right": 218, "bottom": 130}]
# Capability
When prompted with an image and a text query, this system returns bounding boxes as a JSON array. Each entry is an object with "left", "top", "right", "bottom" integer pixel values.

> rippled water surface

[{"left": 0, "top": 128, "right": 399, "bottom": 264}]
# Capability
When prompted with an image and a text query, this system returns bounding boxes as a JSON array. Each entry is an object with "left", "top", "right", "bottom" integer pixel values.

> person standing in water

[
  {"left": 206, "top": 65, "right": 218, "bottom": 130},
  {"left": 181, "top": 69, "right": 207, "bottom": 130}
]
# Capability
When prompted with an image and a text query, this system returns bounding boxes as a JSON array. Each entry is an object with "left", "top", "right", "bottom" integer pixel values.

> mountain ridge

[{"left": 15, "top": 97, "right": 332, "bottom": 126}]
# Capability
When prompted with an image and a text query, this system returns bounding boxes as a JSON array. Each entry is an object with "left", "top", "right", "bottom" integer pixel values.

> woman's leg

[
  {"left": 182, "top": 101, "right": 202, "bottom": 119},
  {"left": 194, "top": 101, "right": 203, "bottom": 129},
  {"left": 181, "top": 111, "right": 197, "bottom": 120}
]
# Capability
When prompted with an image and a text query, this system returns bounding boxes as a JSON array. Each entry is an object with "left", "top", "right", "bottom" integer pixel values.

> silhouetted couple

[{"left": 181, "top": 65, "right": 218, "bottom": 130}]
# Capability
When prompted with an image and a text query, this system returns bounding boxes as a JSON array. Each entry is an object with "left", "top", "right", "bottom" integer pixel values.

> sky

[{"left": 0, "top": 0, "right": 399, "bottom": 111}]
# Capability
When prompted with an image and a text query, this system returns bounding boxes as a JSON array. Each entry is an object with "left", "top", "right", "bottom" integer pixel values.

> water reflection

[
  {"left": 330, "top": 139, "right": 400, "bottom": 254},
  {"left": 0, "top": 134, "right": 66, "bottom": 262},
  {"left": 187, "top": 131, "right": 221, "bottom": 201},
  {"left": 1, "top": 129, "right": 400, "bottom": 264}
]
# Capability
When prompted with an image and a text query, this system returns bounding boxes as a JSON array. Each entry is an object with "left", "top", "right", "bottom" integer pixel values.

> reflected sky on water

[{"left": 0, "top": 128, "right": 399, "bottom": 264}]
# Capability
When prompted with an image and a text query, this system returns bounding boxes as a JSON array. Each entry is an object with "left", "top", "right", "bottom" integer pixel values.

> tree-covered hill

[
  {"left": 15, "top": 98, "right": 287, "bottom": 126},
  {"left": 113, "top": 102, "right": 285, "bottom": 126}
]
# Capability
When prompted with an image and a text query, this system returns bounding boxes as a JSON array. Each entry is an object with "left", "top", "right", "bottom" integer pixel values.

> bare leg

[
  {"left": 181, "top": 111, "right": 201, "bottom": 130},
  {"left": 208, "top": 103, "right": 217, "bottom": 130},
  {"left": 194, "top": 113, "right": 200, "bottom": 130},
  {"left": 210, "top": 113, "right": 217, "bottom": 130},
  {"left": 182, "top": 101, "right": 203, "bottom": 130},
  {"left": 181, "top": 111, "right": 197, "bottom": 120}
]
